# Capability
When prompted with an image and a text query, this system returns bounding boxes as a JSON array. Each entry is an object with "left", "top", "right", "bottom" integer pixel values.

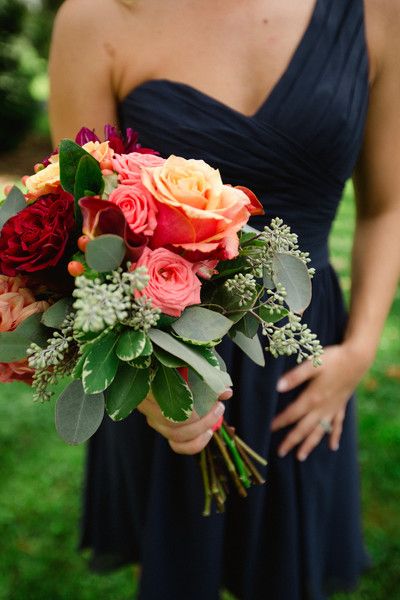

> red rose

[{"left": 0, "top": 190, "right": 75, "bottom": 276}]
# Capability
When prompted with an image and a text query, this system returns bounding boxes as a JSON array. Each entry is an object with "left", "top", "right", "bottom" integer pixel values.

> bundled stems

[{"left": 199, "top": 422, "right": 268, "bottom": 516}]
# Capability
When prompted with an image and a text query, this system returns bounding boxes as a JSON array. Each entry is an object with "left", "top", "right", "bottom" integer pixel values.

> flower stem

[
  {"left": 213, "top": 431, "right": 248, "bottom": 497},
  {"left": 220, "top": 425, "right": 251, "bottom": 488},
  {"left": 223, "top": 421, "right": 268, "bottom": 466},
  {"left": 200, "top": 449, "right": 212, "bottom": 517}
]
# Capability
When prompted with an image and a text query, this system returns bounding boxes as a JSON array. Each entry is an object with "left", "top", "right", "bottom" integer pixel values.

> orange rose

[
  {"left": 141, "top": 156, "right": 263, "bottom": 260},
  {"left": 82, "top": 141, "right": 115, "bottom": 172}
]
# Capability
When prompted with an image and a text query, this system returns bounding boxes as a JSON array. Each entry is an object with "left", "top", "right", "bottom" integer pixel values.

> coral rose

[
  {"left": 141, "top": 155, "right": 263, "bottom": 260},
  {"left": 108, "top": 182, "right": 158, "bottom": 236},
  {"left": 82, "top": 140, "right": 115, "bottom": 172},
  {"left": 112, "top": 152, "right": 165, "bottom": 184},
  {"left": 0, "top": 190, "right": 75, "bottom": 277},
  {"left": 0, "top": 275, "right": 49, "bottom": 384},
  {"left": 132, "top": 247, "right": 202, "bottom": 317}
]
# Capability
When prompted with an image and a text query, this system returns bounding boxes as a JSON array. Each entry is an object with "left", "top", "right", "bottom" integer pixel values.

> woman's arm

[
  {"left": 271, "top": 0, "right": 400, "bottom": 460},
  {"left": 49, "top": 0, "right": 119, "bottom": 143}
]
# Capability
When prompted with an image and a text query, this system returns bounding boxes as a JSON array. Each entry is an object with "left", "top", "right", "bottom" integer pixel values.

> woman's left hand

[{"left": 271, "top": 343, "right": 371, "bottom": 461}]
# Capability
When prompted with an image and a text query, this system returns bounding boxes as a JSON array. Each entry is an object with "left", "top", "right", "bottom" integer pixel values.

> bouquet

[{"left": 0, "top": 126, "right": 322, "bottom": 515}]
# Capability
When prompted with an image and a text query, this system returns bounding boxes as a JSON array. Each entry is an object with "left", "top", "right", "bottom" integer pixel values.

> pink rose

[
  {"left": 108, "top": 182, "right": 158, "bottom": 236},
  {"left": 112, "top": 152, "right": 165, "bottom": 184},
  {"left": 132, "top": 247, "right": 203, "bottom": 317},
  {"left": 141, "top": 155, "right": 264, "bottom": 261},
  {"left": 0, "top": 275, "right": 49, "bottom": 384}
]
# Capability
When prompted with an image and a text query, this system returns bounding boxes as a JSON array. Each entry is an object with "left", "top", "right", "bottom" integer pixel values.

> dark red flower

[{"left": 0, "top": 190, "right": 75, "bottom": 276}]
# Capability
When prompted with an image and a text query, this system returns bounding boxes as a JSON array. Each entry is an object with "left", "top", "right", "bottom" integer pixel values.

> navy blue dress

[{"left": 80, "top": 1, "right": 371, "bottom": 598}]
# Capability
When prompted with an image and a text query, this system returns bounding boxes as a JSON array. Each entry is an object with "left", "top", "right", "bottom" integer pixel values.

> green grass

[{"left": 0, "top": 184, "right": 399, "bottom": 599}]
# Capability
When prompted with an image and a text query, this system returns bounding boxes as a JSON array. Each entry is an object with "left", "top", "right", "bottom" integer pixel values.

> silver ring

[{"left": 319, "top": 418, "right": 333, "bottom": 434}]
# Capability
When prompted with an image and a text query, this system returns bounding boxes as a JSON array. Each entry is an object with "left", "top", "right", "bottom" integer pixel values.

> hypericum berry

[
  {"left": 3, "top": 184, "right": 13, "bottom": 196},
  {"left": 77, "top": 235, "right": 90, "bottom": 252},
  {"left": 34, "top": 163, "right": 44, "bottom": 173},
  {"left": 21, "top": 175, "right": 30, "bottom": 186},
  {"left": 68, "top": 261, "right": 85, "bottom": 277}
]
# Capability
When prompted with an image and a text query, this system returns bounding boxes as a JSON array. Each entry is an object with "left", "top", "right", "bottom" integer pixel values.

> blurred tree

[
  {"left": 0, "top": 0, "right": 39, "bottom": 151},
  {"left": 25, "top": 0, "right": 63, "bottom": 59}
]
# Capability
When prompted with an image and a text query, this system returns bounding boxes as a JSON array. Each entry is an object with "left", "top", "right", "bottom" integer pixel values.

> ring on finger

[{"left": 318, "top": 418, "right": 333, "bottom": 434}]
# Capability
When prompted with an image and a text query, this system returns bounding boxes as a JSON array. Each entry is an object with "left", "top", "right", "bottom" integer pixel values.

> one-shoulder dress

[{"left": 80, "top": 1, "right": 371, "bottom": 598}]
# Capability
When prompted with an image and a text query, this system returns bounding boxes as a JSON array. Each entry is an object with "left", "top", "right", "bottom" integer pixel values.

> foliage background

[{"left": 0, "top": 2, "right": 399, "bottom": 599}]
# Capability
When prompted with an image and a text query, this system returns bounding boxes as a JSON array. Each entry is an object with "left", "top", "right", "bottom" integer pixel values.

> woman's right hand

[{"left": 137, "top": 390, "right": 232, "bottom": 455}]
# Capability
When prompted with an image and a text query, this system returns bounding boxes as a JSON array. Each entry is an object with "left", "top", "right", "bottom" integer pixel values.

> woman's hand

[
  {"left": 271, "top": 343, "right": 372, "bottom": 461},
  {"left": 138, "top": 389, "right": 232, "bottom": 455}
]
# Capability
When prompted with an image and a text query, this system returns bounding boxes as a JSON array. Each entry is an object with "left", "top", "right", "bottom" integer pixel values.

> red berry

[
  {"left": 68, "top": 261, "right": 85, "bottom": 277},
  {"left": 3, "top": 184, "right": 13, "bottom": 196},
  {"left": 21, "top": 175, "right": 30, "bottom": 186},
  {"left": 34, "top": 163, "right": 44, "bottom": 173},
  {"left": 77, "top": 235, "right": 90, "bottom": 252}
]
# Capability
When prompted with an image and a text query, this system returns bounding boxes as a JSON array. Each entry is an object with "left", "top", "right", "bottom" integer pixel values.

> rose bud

[
  {"left": 68, "top": 261, "right": 85, "bottom": 277},
  {"left": 77, "top": 235, "right": 90, "bottom": 252}
]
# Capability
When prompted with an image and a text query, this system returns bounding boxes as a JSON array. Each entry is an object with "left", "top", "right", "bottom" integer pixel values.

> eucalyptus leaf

[
  {"left": 172, "top": 306, "right": 233, "bottom": 342},
  {"left": 148, "top": 329, "right": 231, "bottom": 394},
  {"left": 153, "top": 346, "right": 187, "bottom": 368},
  {"left": 116, "top": 329, "right": 146, "bottom": 361},
  {"left": 0, "top": 186, "right": 26, "bottom": 232},
  {"left": 106, "top": 363, "right": 150, "bottom": 421},
  {"left": 0, "top": 313, "right": 49, "bottom": 362},
  {"left": 234, "top": 313, "right": 260, "bottom": 338},
  {"left": 82, "top": 330, "right": 120, "bottom": 394},
  {"left": 188, "top": 368, "right": 219, "bottom": 417},
  {"left": 262, "top": 266, "right": 275, "bottom": 290},
  {"left": 85, "top": 234, "right": 126, "bottom": 272},
  {"left": 41, "top": 298, "right": 74, "bottom": 329},
  {"left": 229, "top": 330, "right": 265, "bottom": 367},
  {"left": 151, "top": 364, "right": 193, "bottom": 422},
  {"left": 74, "top": 154, "right": 104, "bottom": 203},
  {"left": 272, "top": 252, "right": 312, "bottom": 313},
  {"left": 258, "top": 305, "right": 289, "bottom": 324},
  {"left": 55, "top": 380, "right": 104, "bottom": 445},
  {"left": 59, "top": 139, "right": 89, "bottom": 195}
]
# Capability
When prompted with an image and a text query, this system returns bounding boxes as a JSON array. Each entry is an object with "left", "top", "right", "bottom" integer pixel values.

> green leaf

[
  {"left": 85, "top": 234, "right": 126, "bottom": 272},
  {"left": 272, "top": 252, "right": 312, "bottom": 313},
  {"left": 116, "top": 329, "right": 146, "bottom": 361},
  {"left": 262, "top": 266, "right": 275, "bottom": 290},
  {"left": 0, "top": 313, "right": 49, "bottom": 362},
  {"left": 172, "top": 306, "right": 233, "bottom": 343},
  {"left": 194, "top": 345, "right": 220, "bottom": 368},
  {"left": 0, "top": 186, "right": 26, "bottom": 232},
  {"left": 188, "top": 368, "right": 219, "bottom": 417},
  {"left": 129, "top": 355, "right": 152, "bottom": 369},
  {"left": 153, "top": 346, "right": 187, "bottom": 368},
  {"left": 157, "top": 314, "right": 178, "bottom": 329},
  {"left": 151, "top": 364, "right": 193, "bottom": 422},
  {"left": 74, "top": 154, "right": 104, "bottom": 203},
  {"left": 82, "top": 330, "right": 119, "bottom": 394},
  {"left": 148, "top": 329, "right": 231, "bottom": 394},
  {"left": 55, "top": 380, "right": 104, "bottom": 445},
  {"left": 234, "top": 313, "right": 260, "bottom": 338},
  {"left": 258, "top": 305, "right": 289, "bottom": 324},
  {"left": 229, "top": 329, "right": 265, "bottom": 367},
  {"left": 41, "top": 298, "right": 74, "bottom": 329},
  {"left": 72, "top": 350, "right": 89, "bottom": 380},
  {"left": 59, "top": 139, "right": 89, "bottom": 195},
  {"left": 105, "top": 363, "right": 150, "bottom": 421},
  {"left": 141, "top": 335, "right": 153, "bottom": 356}
]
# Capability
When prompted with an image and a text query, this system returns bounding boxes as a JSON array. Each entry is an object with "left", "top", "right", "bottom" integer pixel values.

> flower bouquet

[{"left": 0, "top": 126, "right": 322, "bottom": 515}]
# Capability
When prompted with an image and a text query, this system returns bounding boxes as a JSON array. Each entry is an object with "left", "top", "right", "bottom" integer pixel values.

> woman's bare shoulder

[{"left": 364, "top": 0, "right": 400, "bottom": 81}]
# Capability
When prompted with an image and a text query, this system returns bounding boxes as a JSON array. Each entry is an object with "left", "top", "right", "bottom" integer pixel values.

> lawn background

[{"left": 0, "top": 182, "right": 399, "bottom": 599}]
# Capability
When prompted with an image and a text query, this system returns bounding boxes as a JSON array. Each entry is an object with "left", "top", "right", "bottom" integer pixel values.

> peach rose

[
  {"left": 112, "top": 152, "right": 165, "bottom": 184},
  {"left": 132, "top": 247, "right": 202, "bottom": 317},
  {"left": 25, "top": 156, "right": 60, "bottom": 201},
  {"left": 82, "top": 140, "right": 115, "bottom": 172},
  {"left": 0, "top": 275, "right": 49, "bottom": 384},
  {"left": 141, "top": 156, "right": 263, "bottom": 260},
  {"left": 108, "top": 182, "right": 158, "bottom": 237}
]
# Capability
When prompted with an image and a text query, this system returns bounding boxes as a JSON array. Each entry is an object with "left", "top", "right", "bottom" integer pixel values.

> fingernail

[
  {"left": 214, "top": 402, "right": 225, "bottom": 418},
  {"left": 277, "top": 378, "right": 288, "bottom": 393},
  {"left": 332, "top": 444, "right": 339, "bottom": 451},
  {"left": 205, "top": 429, "right": 214, "bottom": 441},
  {"left": 278, "top": 448, "right": 287, "bottom": 458},
  {"left": 298, "top": 454, "right": 307, "bottom": 462}
]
